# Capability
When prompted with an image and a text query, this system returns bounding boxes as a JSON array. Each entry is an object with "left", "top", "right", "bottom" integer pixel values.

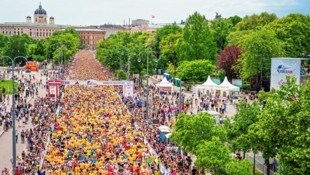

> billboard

[
  {"left": 232, "top": 79, "right": 242, "bottom": 88},
  {"left": 270, "top": 58, "right": 301, "bottom": 89}
]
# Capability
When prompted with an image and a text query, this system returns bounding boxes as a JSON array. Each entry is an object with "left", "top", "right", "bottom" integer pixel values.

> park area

[{"left": 0, "top": 80, "right": 19, "bottom": 94}]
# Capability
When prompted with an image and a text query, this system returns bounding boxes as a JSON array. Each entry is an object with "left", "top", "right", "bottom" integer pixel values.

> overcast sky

[{"left": 0, "top": 0, "right": 309, "bottom": 25}]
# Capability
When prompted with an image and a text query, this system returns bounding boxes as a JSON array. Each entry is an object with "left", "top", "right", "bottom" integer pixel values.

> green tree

[
  {"left": 116, "top": 70, "right": 127, "bottom": 80},
  {"left": 0, "top": 34, "right": 9, "bottom": 65},
  {"left": 266, "top": 13, "right": 310, "bottom": 57},
  {"left": 153, "top": 24, "right": 182, "bottom": 58},
  {"left": 225, "top": 159, "right": 253, "bottom": 175},
  {"left": 171, "top": 113, "right": 226, "bottom": 153},
  {"left": 210, "top": 18, "right": 233, "bottom": 50},
  {"left": 238, "top": 28, "right": 284, "bottom": 90},
  {"left": 178, "top": 12, "right": 217, "bottom": 62},
  {"left": 5, "top": 34, "right": 34, "bottom": 64},
  {"left": 159, "top": 32, "right": 182, "bottom": 76},
  {"left": 256, "top": 77, "right": 310, "bottom": 175},
  {"left": 227, "top": 101, "right": 260, "bottom": 157},
  {"left": 236, "top": 12, "right": 277, "bottom": 31},
  {"left": 176, "top": 60, "right": 215, "bottom": 82},
  {"left": 195, "top": 137, "right": 231, "bottom": 175},
  {"left": 46, "top": 29, "right": 80, "bottom": 64},
  {"left": 228, "top": 15, "right": 242, "bottom": 27}
]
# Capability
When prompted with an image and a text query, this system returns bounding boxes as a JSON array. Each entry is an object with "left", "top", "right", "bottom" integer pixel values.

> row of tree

[
  {"left": 97, "top": 12, "right": 310, "bottom": 90},
  {"left": 171, "top": 77, "right": 310, "bottom": 175},
  {"left": 171, "top": 112, "right": 253, "bottom": 175},
  {"left": 0, "top": 28, "right": 80, "bottom": 65}
]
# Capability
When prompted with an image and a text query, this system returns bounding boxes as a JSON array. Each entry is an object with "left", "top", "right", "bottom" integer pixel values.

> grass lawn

[{"left": 0, "top": 80, "right": 19, "bottom": 94}]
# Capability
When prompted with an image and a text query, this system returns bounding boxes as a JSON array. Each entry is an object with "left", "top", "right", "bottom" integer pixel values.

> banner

[
  {"left": 270, "top": 58, "right": 301, "bottom": 89},
  {"left": 232, "top": 79, "right": 242, "bottom": 88}
]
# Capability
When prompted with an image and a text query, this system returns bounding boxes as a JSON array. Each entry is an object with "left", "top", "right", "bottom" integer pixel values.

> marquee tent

[
  {"left": 195, "top": 76, "right": 218, "bottom": 94},
  {"left": 156, "top": 77, "right": 173, "bottom": 93},
  {"left": 194, "top": 76, "right": 240, "bottom": 97},
  {"left": 218, "top": 77, "right": 240, "bottom": 92}
]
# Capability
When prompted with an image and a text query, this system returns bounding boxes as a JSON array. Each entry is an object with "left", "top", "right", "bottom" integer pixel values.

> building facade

[
  {"left": 76, "top": 29, "right": 106, "bottom": 50},
  {"left": 0, "top": 3, "right": 66, "bottom": 39},
  {"left": 0, "top": 3, "right": 105, "bottom": 49}
]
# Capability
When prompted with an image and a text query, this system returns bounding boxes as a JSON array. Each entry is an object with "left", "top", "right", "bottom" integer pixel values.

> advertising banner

[
  {"left": 232, "top": 79, "right": 242, "bottom": 88},
  {"left": 270, "top": 58, "right": 301, "bottom": 89}
]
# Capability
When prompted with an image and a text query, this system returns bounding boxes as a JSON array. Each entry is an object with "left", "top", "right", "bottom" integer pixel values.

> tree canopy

[{"left": 178, "top": 12, "right": 217, "bottom": 62}]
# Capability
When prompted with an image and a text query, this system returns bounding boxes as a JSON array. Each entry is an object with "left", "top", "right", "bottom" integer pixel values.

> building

[
  {"left": 131, "top": 19, "right": 149, "bottom": 27},
  {"left": 75, "top": 29, "right": 106, "bottom": 50},
  {"left": 0, "top": 3, "right": 68, "bottom": 39},
  {"left": 0, "top": 3, "right": 105, "bottom": 49}
]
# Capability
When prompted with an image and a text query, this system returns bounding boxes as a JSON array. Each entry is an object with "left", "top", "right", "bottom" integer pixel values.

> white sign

[
  {"left": 270, "top": 58, "right": 301, "bottom": 89},
  {"left": 123, "top": 81, "right": 134, "bottom": 97}
]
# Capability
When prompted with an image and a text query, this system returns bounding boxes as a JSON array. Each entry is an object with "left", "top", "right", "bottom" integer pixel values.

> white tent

[
  {"left": 202, "top": 76, "right": 218, "bottom": 87},
  {"left": 195, "top": 76, "right": 218, "bottom": 94},
  {"left": 158, "top": 125, "right": 172, "bottom": 133},
  {"left": 156, "top": 77, "right": 173, "bottom": 93},
  {"left": 218, "top": 77, "right": 240, "bottom": 92}
]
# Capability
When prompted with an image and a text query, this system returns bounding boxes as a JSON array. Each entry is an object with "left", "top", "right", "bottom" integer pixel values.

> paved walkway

[{"left": 0, "top": 68, "right": 49, "bottom": 171}]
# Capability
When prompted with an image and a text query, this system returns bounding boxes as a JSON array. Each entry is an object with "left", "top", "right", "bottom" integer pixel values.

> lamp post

[
  {"left": 175, "top": 78, "right": 182, "bottom": 113},
  {"left": 2, "top": 55, "right": 28, "bottom": 173},
  {"left": 146, "top": 53, "right": 149, "bottom": 123},
  {"left": 127, "top": 55, "right": 131, "bottom": 81}
]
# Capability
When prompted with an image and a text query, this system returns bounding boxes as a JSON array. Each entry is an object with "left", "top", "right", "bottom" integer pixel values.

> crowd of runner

[{"left": 2, "top": 49, "right": 235, "bottom": 174}]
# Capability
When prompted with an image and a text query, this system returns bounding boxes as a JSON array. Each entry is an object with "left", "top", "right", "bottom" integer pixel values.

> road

[{"left": 0, "top": 68, "right": 49, "bottom": 171}]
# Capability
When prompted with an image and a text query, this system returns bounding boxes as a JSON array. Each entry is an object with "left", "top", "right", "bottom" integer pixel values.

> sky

[{"left": 0, "top": 0, "right": 309, "bottom": 26}]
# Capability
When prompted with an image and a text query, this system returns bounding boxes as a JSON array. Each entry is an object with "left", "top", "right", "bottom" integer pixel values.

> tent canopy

[
  {"left": 201, "top": 76, "right": 218, "bottom": 87},
  {"left": 218, "top": 77, "right": 240, "bottom": 91},
  {"left": 158, "top": 125, "right": 172, "bottom": 133},
  {"left": 156, "top": 77, "right": 173, "bottom": 87}
]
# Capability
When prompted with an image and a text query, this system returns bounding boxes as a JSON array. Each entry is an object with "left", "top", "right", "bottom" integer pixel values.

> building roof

[
  {"left": 74, "top": 28, "right": 105, "bottom": 32},
  {"left": 0, "top": 22, "right": 70, "bottom": 28},
  {"left": 34, "top": 3, "right": 47, "bottom": 15}
]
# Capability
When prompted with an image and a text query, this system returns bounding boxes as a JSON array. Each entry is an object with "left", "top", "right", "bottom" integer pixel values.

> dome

[{"left": 34, "top": 3, "right": 47, "bottom": 15}]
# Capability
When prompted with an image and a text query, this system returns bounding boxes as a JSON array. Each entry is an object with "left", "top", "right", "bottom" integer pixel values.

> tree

[
  {"left": 217, "top": 45, "right": 241, "bottom": 80},
  {"left": 45, "top": 29, "right": 81, "bottom": 65},
  {"left": 178, "top": 12, "right": 217, "bottom": 62},
  {"left": 195, "top": 137, "right": 231, "bottom": 175},
  {"left": 225, "top": 159, "right": 253, "bottom": 175},
  {"left": 228, "top": 15, "right": 242, "bottom": 27},
  {"left": 227, "top": 12, "right": 277, "bottom": 46},
  {"left": 153, "top": 24, "right": 182, "bottom": 58},
  {"left": 238, "top": 28, "right": 284, "bottom": 90},
  {"left": 256, "top": 77, "right": 310, "bottom": 175},
  {"left": 176, "top": 60, "right": 215, "bottom": 82},
  {"left": 266, "top": 13, "right": 310, "bottom": 57},
  {"left": 116, "top": 70, "right": 127, "bottom": 80},
  {"left": 171, "top": 113, "right": 226, "bottom": 153},
  {"left": 236, "top": 12, "right": 277, "bottom": 31},
  {"left": 0, "top": 34, "right": 9, "bottom": 65},
  {"left": 210, "top": 18, "right": 233, "bottom": 51},
  {"left": 159, "top": 32, "right": 182, "bottom": 76},
  {"left": 5, "top": 34, "right": 34, "bottom": 64},
  {"left": 226, "top": 101, "right": 260, "bottom": 156}
]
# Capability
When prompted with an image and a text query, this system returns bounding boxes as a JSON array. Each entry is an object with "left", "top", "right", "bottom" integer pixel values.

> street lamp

[
  {"left": 2, "top": 55, "right": 28, "bottom": 173},
  {"left": 175, "top": 78, "right": 182, "bottom": 113}
]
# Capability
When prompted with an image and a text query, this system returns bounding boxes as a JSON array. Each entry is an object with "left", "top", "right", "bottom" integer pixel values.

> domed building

[
  {"left": 0, "top": 3, "right": 70, "bottom": 39},
  {"left": 0, "top": 3, "right": 106, "bottom": 49},
  {"left": 34, "top": 3, "right": 48, "bottom": 23}
]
